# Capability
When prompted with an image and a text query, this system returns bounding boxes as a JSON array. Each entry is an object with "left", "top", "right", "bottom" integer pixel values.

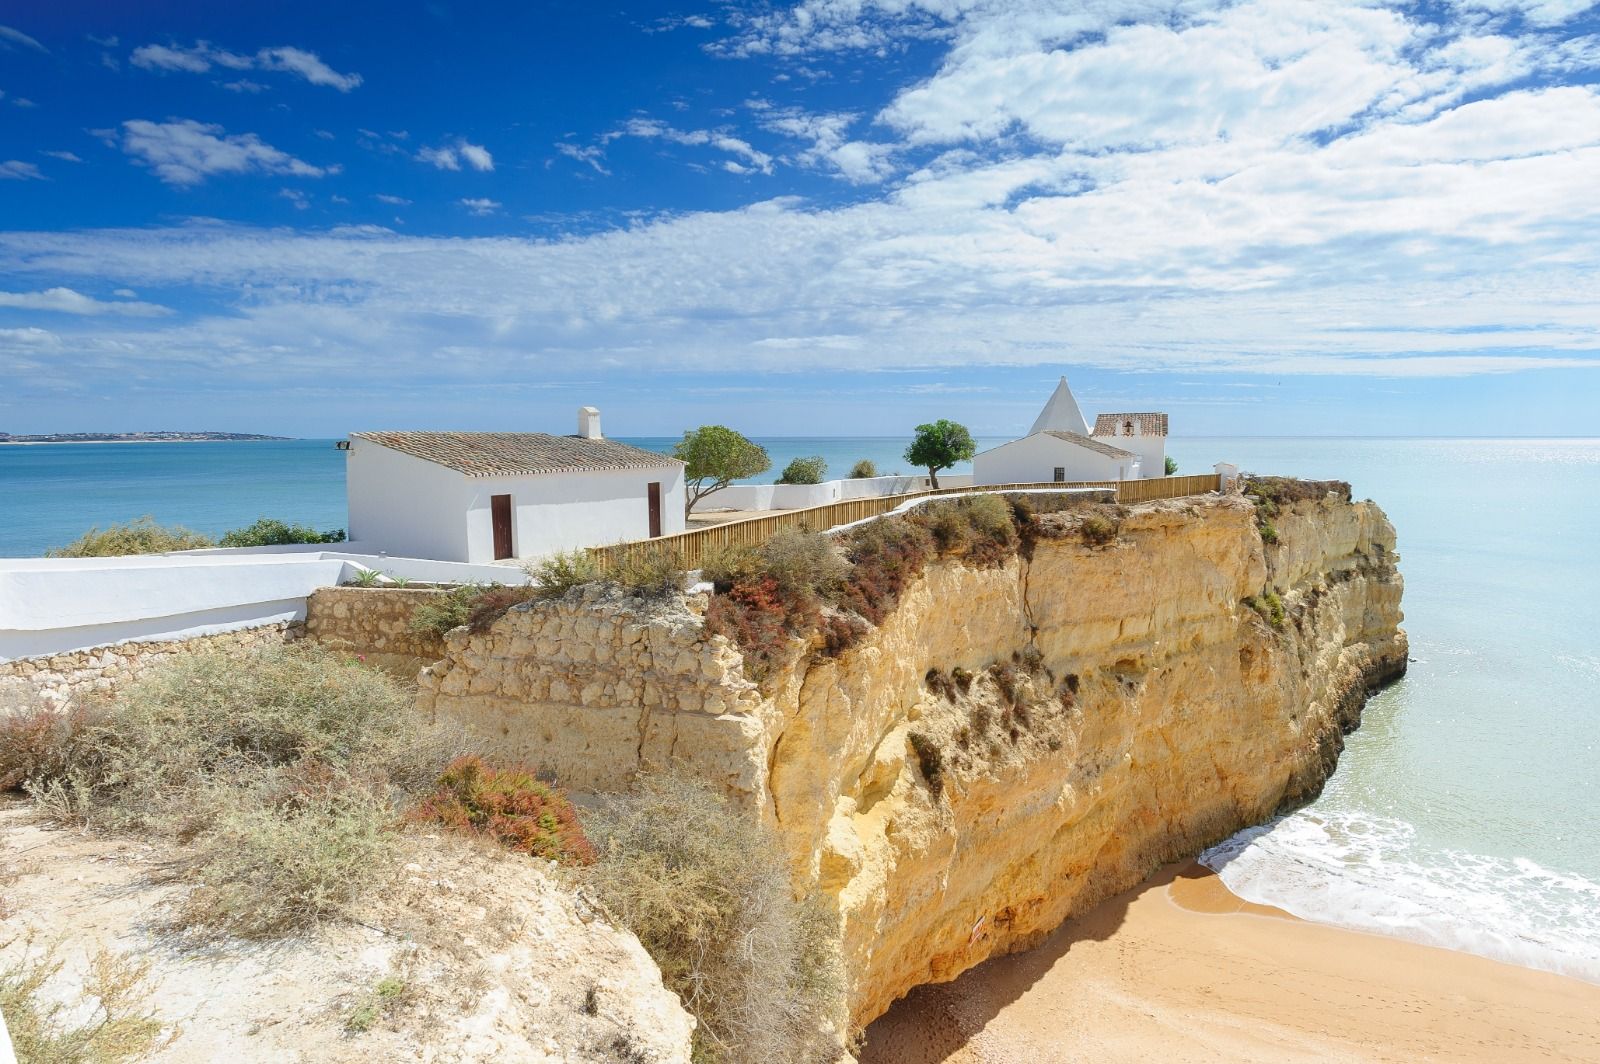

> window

[
  {"left": 1053, "top": 467, "right": 1065, "bottom": 483},
  {"left": 1123, "top": 419, "right": 1134, "bottom": 436}
]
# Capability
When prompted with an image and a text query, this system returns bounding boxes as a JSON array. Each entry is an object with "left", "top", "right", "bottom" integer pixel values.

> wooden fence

[{"left": 588, "top": 473, "right": 1220, "bottom": 571}]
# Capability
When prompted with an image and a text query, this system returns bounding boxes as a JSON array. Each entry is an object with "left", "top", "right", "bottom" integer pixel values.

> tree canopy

[
  {"left": 673, "top": 425, "right": 771, "bottom": 515},
  {"left": 776, "top": 455, "right": 827, "bottom": 485},
  {"left": 904, "top": 420, "right": 976, "bottom": 489}
]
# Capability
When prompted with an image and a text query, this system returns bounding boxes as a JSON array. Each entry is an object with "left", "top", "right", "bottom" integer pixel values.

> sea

[{"left": 3, "top": 435, "right": 1598, "bottom": 983}]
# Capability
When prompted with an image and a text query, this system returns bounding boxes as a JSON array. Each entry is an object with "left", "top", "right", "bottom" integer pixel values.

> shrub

[
  {"left": 848, "top": 459, "right": 878, "bottom": 479},
  {"left": 758, "top": 529, "right": 849, "bottom": 601},
  {"left": 1079, "top": 512, "right": 1119, "bottom": 547},
  {"left": 411, "top": 755, "right": 594, "bottom": 864},
  {"left": 464, "top": 586, "right": 540, "bottom": 632},
  {"left": 0, "top": 695, "right": 108, "bottom": 793},
  {"left": 219, "top": 517, "right": 345, "bottom": 547},
  {"left": 836, "top": 517, "right": 935, "bottom": 626},
  {"left": 20, "top": 645, "right": 461, "bottom": 937},
  {"left": 584, "top": 772, "right": 844, "bottom": 1064},
  {"left": 346, "top": 567, "right": 385, "bottom": 587},
  {"left": 704, "top": 576, "right": 811, "bottom": 679},
  {"left": 409, "top": 583, "right": 484, "bottom": 635},
  {"left": 776, "top": 455, "right": 827, "bottom": 485},
  {"left": 699, "top": 543, "right": 762, "bottom": 594},
  {"left": 612, "top": 546, "right": 686, "bottom": 598},
  {"left": 951, "top": 667, "right": 974, "bottom": 694},
  {"left": 1165, "top": 456, "right": 1178, "bottom": 476},
  {"left": 925, "top": 668, "right": 955, "bottom": 702},
  {"left": 0, "top": 941, "right": 170, "bottom": 1062},
  {"left": 991, "top": 662, "right": 1022, "bottom": 706},
  {"left": 47, "top": 516, "right": 214, "bottom": 557},
  {"left": 907, "top": 732, "right": 944, "bottom": 798},
  {"left": 1259, "top": 522, "right": 1280, "bottom": 545},
  {"left": 345, "top": 974, "right": 410, "bottom": 1034},
  {"left": 1244, "top": 591, "right": 1287, "bottom": 629},
  {"left": 524, "top": 550, "right": 602, "bottom": 598}
]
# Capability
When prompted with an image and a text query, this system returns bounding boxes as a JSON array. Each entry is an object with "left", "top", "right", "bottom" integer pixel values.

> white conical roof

[{"left": 1027, "top": 376, "right": 1091, "bottom": 436}]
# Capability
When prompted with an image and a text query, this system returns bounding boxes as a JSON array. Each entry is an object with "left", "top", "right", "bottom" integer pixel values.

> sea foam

[{"left": 1200, "top": 810, "right": 1600, "bottom": 985}]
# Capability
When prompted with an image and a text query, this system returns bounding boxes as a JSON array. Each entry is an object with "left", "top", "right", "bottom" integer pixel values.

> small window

[
  {"left": 1122, "top": 419, "right": 1134, "bottom": 436},
  {"left": 1053, "top": 467, "right": 1066, "bottom": 483}
]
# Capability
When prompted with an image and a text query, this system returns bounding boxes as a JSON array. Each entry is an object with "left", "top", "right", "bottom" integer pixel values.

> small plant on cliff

[
  {"left": 411, "top": 755, "right": 594, "bottom": 864},
  {"left": 584, "top": 771, "right": 844, "bottom": 1064},
  {"left": 410, "top": 582, "right": 541, "bottom": 636},
  {"left": 47, "top": 516, "right": 215, "bottom": 557},
  {"left": 1244, "top": 590, "right": 1286, "bottom": 630},
  {"left": 907, "top": 732, "right": 945, "bottom": 798},
  {"left": 611, "top": 545, "right": 687, "bottom": 599},
  {"left": 0, "top": 940, "right": 171, "bottom": 1063},
  {"left": 524, "top": 550, "right": 602, "bottom": 598},
  {"left": 1078, "top": 511, "right": 1120, "bottom": 547}
]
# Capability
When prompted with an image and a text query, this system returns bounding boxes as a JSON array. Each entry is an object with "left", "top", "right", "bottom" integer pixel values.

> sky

[{"left": 1, "top": 0, "right": 1598, "bottom": 439}]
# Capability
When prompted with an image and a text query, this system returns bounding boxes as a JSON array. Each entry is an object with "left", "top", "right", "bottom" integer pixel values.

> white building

[
  {"left": 973, "top": 377, "right": 1169, "bottom": 485},
  {"left": 345, "top": 409, "right": 685, "bottom": 563}
]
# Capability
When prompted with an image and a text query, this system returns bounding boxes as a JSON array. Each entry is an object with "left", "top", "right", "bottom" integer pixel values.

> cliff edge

[{"left": 419, "top": 486, "right": 1406, "bottom": 1026}]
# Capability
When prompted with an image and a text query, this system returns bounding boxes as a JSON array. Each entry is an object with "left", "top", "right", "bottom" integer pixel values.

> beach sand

[{"left": 859, "top": 862, "right": 1600, "bottom": 1064}]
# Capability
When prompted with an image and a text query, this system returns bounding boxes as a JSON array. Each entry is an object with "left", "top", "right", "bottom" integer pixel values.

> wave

[{"left": 1200, "top": 810, "right": 1600, "bottom": 984}]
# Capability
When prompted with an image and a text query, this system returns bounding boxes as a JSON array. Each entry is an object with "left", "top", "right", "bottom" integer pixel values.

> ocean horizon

[{"left": 3, "top": 434, "right": 1598, "bottom": 984}]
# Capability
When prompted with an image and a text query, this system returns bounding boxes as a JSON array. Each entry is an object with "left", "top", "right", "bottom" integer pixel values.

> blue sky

[{"left": 2, "top": 0, "right": 1598, "bottom": 438}]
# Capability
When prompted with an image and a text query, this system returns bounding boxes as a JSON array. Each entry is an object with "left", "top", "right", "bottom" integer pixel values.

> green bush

[
  {"left": 612, "top": 545, "right": 686, "bottom": 598},
  {"left": 584, "top": 772, "right": 844, "bottom": 1063},
  {"left": 46, "top": 516, "right": 214, "bottom": 557},
  {"left": 907, "top": 732, "right": 944, "bottom": 798},
  {"left": 1164, "top": 456, "right": 1178, "bottom": 476},
  {"left": 699, "top": 543, "right": 762, "bottom": 594},
  {"left": 757, "top": 529, "right": 849, "bottom": 601},
  {"left": 219, "top": 517, "right": 345, "bottom": 547},
  {"left": 17, "top": 645, "right": 462, "bottom": 937},
  {"left": 776, "top": 455, "right": 827, "bottom": 485},
  {"left": 409, "top": 583, "right": 539, "bottom": 636},
  {"left": 847, "top": 459, "right": 878, "bottom": 479},
  {"left": 1079, "top": 512, "right": 1120, "bottom": 546},
  {"left": 523, "top": 550, "right": 601, "bottom": 598}
]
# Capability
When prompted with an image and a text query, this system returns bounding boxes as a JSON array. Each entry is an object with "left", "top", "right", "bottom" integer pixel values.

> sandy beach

[{"left": 860, "top": 862, "right": 1600, "bottom": 1064}]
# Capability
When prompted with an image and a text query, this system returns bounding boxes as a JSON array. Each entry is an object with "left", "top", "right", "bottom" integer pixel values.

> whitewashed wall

[
  {"left": 0, "top": 550, "right": 529, "bottom": 662},
  {"left": 1094, "top": 425, "right": 1167, "bottom": 478},
  {"left": 972, "top": 435, "right": 1137, "bottom": 486},
  {"left": 696, "top": 474, "right": 973, "bottom": 512},
  {"left": 346, "top": 440, "right": 473, "bottom": 562},
  {"left": 462, "top": 464, "right": 686, "bottom": 563}
]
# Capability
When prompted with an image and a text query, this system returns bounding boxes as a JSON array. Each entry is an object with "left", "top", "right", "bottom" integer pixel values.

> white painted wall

[
  {"left": 0, "top": 550, "right": 531, "bottom": 662},
  {"left": 1094, "top": 422, "right": 1167, "bottom": 478},
  {"left": 462, "top": 464, "right": 686, "bottom": 563},
  {"left": 348, "top": 438, "right": 685, "bottom": 563},
  {"left": 696, "top": 474, "right": 973, "bottom": 513},
  {"left": 972, "top": 434, "right": 1137, "bottom": 486},
  {"left": 346, "top": 440, "right": 472, "bottom": 562}
]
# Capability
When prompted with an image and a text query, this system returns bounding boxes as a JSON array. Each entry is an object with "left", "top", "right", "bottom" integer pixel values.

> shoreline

[
  {"left": 0, "top": 438, "right": 291, "bottom": 446},
  {"left": 861, "top": 862, "right": 1600, "bottom": 1063}
]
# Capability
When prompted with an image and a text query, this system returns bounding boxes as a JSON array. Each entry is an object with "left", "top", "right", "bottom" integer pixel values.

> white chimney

[{"left": 578, "top": 406, "right": 602, "bottom": 440}]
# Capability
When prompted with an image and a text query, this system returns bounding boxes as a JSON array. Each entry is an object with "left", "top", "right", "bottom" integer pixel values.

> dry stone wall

[
  {"left": 415, "top": 492, "right": 1407, "bottom": 1026},
  {"left": 302, "top": 586, "right": 448, "bottom": 678},
  {"left": 0, "top": 621, "right": 300, "bottom": 709}
]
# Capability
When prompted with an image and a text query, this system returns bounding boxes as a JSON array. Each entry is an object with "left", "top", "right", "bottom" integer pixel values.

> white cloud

[
  {"left": 752, "top": 104, "right": 897, "bottom": 182},
  {"left": 130, "top": 41, "right": 361, "bottom": 90},
  {"left": 279, "top": 188, "right": 310, "bottom": 210},
  {"left": 0, "top": 287, "right": 171, "bottom": 317},
  {"left": 418, "top": 139, "right": 495, "bottom": 171},
  {"left": 375, "top": 193, "right": 412, "bottom": 205},
  {"left": 0, "top": 160, "right": 43, "bottom": 180},
  {"left": 0, "top": 24, "right": 47, "bottom": 53},
  {"left": 120, "top": 119, "right": 327, "bottom": 186},
  {"left": 617, "top": 118, "right": 774, "bottom": 174},
  {"left": 556, "top": 142, "right": 611, "bottom": 174},
  {"left": 460, "top": 197, "right": 502, "bottom": 216},
  {"left": 222, "top": 78, "right": 268, "bottom": 93},
  {"left": 40, "top": 150, "right": 83, "bottom": 163}
]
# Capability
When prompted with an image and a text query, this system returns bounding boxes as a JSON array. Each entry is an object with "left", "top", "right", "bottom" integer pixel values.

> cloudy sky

[{"left": 2, "top": 0, "right": 1597, "bottom": 437}]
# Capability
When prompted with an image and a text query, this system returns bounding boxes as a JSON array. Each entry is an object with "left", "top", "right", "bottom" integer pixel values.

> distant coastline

[{"left": 0, "top": 432, "right": 292, "bottom": 445}]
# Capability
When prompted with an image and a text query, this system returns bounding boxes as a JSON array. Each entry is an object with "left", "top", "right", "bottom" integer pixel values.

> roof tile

[{"left": 352, "top": 431, "right": 681, "bottom": 477}]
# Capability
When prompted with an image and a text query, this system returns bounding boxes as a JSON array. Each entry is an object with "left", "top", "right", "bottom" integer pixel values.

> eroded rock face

[{"left": 420, "top": 492, "right": 1406, "bottom": 1027}]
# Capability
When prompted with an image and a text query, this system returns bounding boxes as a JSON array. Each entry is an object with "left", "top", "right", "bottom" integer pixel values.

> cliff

[{"left": 418, "top": 488, "right": 1406, "bottom": 1027}]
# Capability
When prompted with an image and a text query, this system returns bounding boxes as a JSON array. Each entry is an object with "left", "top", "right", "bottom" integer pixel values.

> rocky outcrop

[
  {"left": 419, "top": 490, "right": 1405, "bottom": 1027},
  {"left": 302, "top": 587, "right": 449, "bottom": 679}
]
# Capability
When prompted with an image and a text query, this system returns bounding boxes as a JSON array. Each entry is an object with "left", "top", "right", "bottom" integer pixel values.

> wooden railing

[{"left": 588, "top": 473, "right": 1221, "bottom": 571}]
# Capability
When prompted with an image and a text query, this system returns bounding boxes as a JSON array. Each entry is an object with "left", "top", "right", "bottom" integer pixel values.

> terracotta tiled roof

[
  {"left": 351, "top": 431, "right": 681, "bottom": 477},
  {"left": 1041, "top": 430, "right": 1137, "bottom": 459},
  {"left": 1092, "top": 412, "right": 1169, "bottom": 438}
]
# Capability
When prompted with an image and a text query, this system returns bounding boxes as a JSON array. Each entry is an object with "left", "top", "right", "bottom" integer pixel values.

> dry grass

[
  {"left": 12, "top": 645, "right": 465, "bottom": 939},
  {"left": 584, "top": 772, "right": 845, "bottom": 1064},
  {"left": 0, "top": 939, "right": 172, "bottom": 1063}
]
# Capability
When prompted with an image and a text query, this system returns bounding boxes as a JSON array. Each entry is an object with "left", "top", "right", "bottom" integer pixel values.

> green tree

[
  {"left": 904, "top": 420, "right": 976, "bottom": 489},
  {"left": 673, "top": 425, "right": 771, "bottom": 515},
  {"left": 220, "top": 517, "right": 346, "bottom": 547},
  {"left": 1165, "top": 455, "right": 1179, "bottom": 476},
  {"left": 776, "top": 455, "right": 827, "bottom": 485}
]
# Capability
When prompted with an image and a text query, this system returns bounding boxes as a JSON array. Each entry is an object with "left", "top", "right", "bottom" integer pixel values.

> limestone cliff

[{"left": 418, "top": 489, "right": 1405, "bottom": 1027}]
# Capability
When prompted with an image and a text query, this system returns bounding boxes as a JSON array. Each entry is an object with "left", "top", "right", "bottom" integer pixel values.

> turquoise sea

[{"left": 2, "top": 435, "right": 1597, "bottom": 981}]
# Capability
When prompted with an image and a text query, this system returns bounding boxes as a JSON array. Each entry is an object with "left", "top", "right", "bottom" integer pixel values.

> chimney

[{"left": 578, "top": 406, "right": 602, "bottom": 440}]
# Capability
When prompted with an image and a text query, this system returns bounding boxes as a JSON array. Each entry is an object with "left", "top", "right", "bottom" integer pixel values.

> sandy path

[{"left": 860, "top": 863, "right": 1600, "bottom": 1064}]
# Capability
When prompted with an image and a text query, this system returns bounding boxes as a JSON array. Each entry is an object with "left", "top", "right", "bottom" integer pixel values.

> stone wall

[
  {"left": 0, "top": 622, "right": 300, "bottom": 709},
  {"left": 414, "top": 492, "right": 1407, "bottom": 1026},
  {"left": 302, "top": 587, "right": 448, "bottom": 678}
]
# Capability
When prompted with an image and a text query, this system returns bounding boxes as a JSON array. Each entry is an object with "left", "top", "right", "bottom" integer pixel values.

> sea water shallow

[{"left": 2, "top": 435, "right": 1597, "bottom": 981}]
